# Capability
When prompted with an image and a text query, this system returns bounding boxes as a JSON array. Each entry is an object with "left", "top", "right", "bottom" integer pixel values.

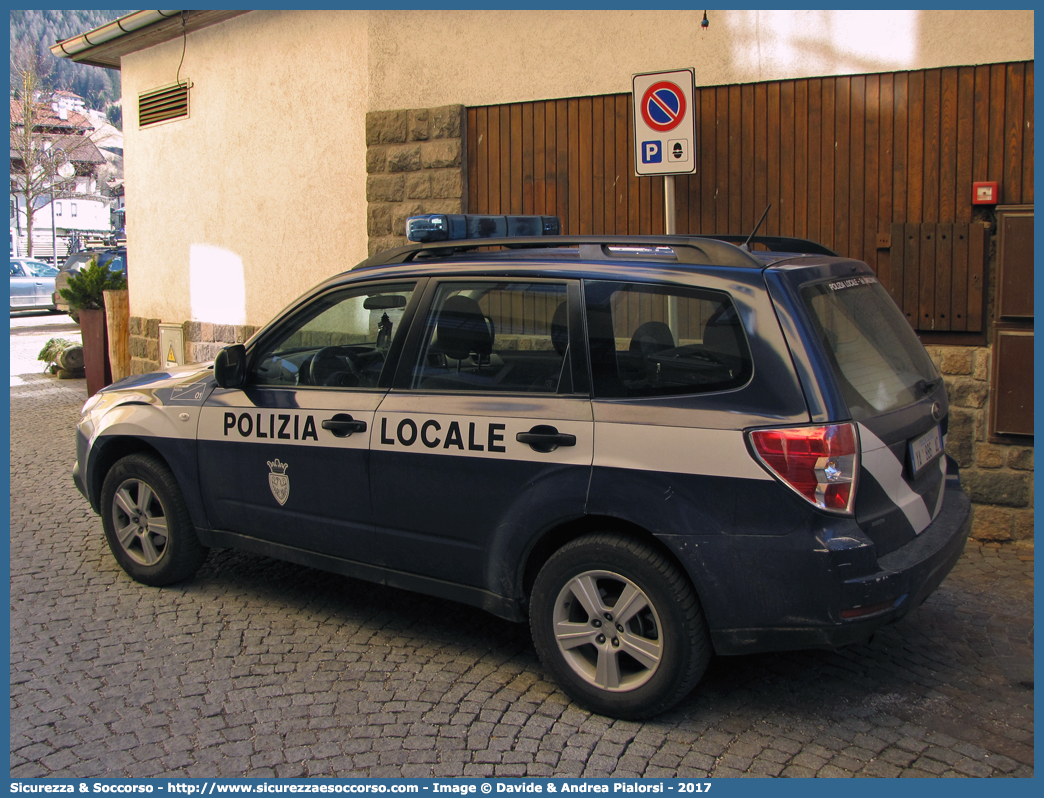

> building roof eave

[{"left": 49, "top": 10, "right": 250, "bottom": 70}]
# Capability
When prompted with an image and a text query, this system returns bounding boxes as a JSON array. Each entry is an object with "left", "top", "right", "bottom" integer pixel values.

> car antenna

[{"left": 742, "top": 204, "right": 772, "bottom": 251}]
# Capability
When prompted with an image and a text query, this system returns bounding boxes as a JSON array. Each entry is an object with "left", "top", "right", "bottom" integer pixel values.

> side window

[
  {"left": 410, "top": 281, "right": 571, "bottom": 393},
  {"left": 251, "top": 282, "right": 415, "bottom": 388},
  {"left": 585, "top": 280, "right": 752, "bottom": 398}
]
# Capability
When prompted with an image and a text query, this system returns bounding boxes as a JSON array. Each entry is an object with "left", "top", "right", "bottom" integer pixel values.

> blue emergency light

[{"left": 406, "top": 214, "right": 561, "bottom": 243}]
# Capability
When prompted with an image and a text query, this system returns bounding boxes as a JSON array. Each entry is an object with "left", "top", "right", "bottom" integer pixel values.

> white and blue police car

[{"left": 74, "top": 215, "right": 970, "bottom": 718}]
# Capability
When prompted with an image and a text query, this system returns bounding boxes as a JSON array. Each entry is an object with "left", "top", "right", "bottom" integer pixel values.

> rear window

[
  {"left": 64, "top": 252, "right": 125, "bottom": 273},
  {"left": 101, "top": 254, "right": 126, "bottom": 273},
  {"left": 62, "top": 254, "right": 91, "bottom": 271},
  {"left": 802, "top": 276, "right": 939, "bottom": 418}
]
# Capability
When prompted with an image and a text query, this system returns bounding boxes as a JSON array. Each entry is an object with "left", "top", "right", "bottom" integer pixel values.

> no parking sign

[{"left": 633, "top": 68, "right": 696, "bottom": 176}]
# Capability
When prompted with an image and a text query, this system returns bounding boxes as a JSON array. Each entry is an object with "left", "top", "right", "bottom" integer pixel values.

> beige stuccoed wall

[
  {"left": 122, "top": 10, "right": 370, "bottom": 327},
  {"left": 366, "top": 10, "right": 1034, "bottom": 108},
  {"left": 121, "top": 9, "right": 1033, "bottom": 328}
]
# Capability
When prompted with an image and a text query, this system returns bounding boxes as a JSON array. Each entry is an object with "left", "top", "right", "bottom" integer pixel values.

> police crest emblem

[{"left": 267, "top": 458, "right": 290, "bottom": 505}]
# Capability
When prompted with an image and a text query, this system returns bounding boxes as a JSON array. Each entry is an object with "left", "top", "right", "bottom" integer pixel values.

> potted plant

[{"left": 59, "top": 256, "right": 127, "bottom": 396}]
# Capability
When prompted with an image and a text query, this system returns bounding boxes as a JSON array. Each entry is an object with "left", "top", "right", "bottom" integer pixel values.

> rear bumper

[{"left": 711, "top": 485, "right": 971, "bottom": 655}]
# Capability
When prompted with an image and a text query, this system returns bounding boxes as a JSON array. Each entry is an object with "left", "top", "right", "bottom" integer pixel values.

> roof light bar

[{"left": 406, "top": 214, "right": 561, "bottom": 243}]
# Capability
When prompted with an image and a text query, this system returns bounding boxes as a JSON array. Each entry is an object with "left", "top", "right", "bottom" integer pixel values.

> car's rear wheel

[
  {"left": 100, "top": 454, "right": 208, "bottom": 585},
  {"left": 530, "top": 533, "right": 711, "bottom": 719}
]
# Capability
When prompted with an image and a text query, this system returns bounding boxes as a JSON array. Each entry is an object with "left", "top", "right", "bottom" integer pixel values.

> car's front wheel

[
  {"left": 100, "top": 454, "right": 208, "bottom": 585},
  {"left": 530, "top": 533, "right": 711, "bottom": 719}
]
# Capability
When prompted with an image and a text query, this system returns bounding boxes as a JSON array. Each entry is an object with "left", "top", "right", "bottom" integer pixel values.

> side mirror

[{"left": 214, "top": 344, "right": 247, "bottom": 389}]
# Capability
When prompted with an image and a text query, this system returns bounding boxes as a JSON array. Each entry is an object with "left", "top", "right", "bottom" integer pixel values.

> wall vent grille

[{"left": 139, "top": 82, "right": 190, "bottom": 128}]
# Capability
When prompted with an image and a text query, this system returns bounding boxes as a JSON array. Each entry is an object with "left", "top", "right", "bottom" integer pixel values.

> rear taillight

[{"left": 748, "top": 423, "right": 859, "bottom": 515}]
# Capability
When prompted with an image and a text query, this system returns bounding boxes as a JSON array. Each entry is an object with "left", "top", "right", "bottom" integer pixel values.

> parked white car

[{"left": 10, "top": 258, "right": 60, "bottom": 311}]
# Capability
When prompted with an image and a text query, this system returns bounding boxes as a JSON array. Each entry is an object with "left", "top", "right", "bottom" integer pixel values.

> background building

[{"left": 9, "top": 92, "right": 114, "bottom": 261}]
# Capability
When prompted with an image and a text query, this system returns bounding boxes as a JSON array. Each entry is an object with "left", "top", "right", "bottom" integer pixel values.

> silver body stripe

[
  {"left": 858, "top": 423, "right": 933, "bottom": 534},
  {"left": 593, "top": 423, "right": 770, "bottom": 481}
]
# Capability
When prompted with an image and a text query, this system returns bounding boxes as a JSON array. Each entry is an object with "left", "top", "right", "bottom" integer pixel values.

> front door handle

[
  {"left": 516, "top": 424, "right": 576, "bottom": 453},
  {"left": 322, "top": 413, "right": 367, "bottom": 438}
]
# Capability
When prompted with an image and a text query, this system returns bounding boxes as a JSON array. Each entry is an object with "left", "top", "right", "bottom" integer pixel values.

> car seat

[{"left": 436, "top": 295, "right": 494, "bottom": 364}]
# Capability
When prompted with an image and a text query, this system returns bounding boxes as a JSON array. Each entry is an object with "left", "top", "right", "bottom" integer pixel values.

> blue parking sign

[{"left": 641, "top": 140, "right": 662, "bottom": 164}]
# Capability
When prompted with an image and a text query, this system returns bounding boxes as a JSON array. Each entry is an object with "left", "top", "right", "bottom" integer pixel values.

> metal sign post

[
  {"left": 664, "top": 175, "right": 677, "bottom": 235},
  {"left": 632, "top": 68, "right": 696, "bottom": 235}
]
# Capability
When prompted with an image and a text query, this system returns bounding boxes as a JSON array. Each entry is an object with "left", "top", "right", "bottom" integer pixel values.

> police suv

[{"left": 74, "top": 215, "right": 971, "bottom": 718}]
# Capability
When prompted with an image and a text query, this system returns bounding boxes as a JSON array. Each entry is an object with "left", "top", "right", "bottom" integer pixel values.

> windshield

[
  {"left": 802, "top": 276, "right": 939, "bottom": 419},
  {"left": 18, "top": 261, "right": 58, "bottom": 277}
]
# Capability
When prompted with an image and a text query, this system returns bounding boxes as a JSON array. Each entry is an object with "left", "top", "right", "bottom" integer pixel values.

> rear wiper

[{"left": 915, "top": 377, "right": 943, "bottom": 396}]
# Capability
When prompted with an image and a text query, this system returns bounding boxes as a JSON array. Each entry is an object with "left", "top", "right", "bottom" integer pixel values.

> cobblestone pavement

[
  {"left": 9, "top": 337, "right": 1034, "bottom": 778},
  {"left": 9, "top": 309, "right": 81, "bottom": 387}
]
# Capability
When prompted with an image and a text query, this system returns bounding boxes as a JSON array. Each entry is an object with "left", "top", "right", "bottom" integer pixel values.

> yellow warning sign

[{"left": 166, "top": 343, "right": 178, "bottom": 365}]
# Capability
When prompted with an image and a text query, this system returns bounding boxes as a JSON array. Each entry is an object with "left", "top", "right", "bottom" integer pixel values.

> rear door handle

[
  {"left": 516, "top": 424, "right": 576, "bottom": 453},
  {"left": 322, "top": 413, "right": 367, "bottom": 438}
]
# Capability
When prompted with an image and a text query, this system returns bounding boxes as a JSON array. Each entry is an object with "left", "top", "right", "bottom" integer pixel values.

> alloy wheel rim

[
  {"left": 551, "top": 569, "right": 663, "bottom": 692},
  {"left": 111, "top": 478, "right": 169, "bottom": 566}
]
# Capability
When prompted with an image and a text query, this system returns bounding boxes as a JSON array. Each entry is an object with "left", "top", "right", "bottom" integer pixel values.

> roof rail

[
  {"left": 697, "top": 234, "right": 839, "bottom": 256},
  {"left": 356, "top": 235, "right": 767, "bottom": 271}
]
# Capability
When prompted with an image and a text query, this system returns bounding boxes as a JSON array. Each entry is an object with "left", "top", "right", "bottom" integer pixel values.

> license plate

[{"left": 909, "top": 425, "right": 943, "bottom": 477}]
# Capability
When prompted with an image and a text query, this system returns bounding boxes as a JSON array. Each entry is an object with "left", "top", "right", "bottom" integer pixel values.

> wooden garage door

[
  {"left": 466, "top": 62, "right": 1034, "bottom": 334},
  {"left": 467, "top": 96, "right": 664, "bottom": 237}
]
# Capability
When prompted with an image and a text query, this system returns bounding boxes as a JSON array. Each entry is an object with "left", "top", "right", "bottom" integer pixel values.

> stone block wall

[
  {"left": 365, "top": 105, "right": 466, "bottom": 256},
  {"left": 129, "top": 317, "right": 160, "bottom": 376},
  {"left": 129, "top": 316, "right": 258, "bottom": 374},
  {"left": 925, "top": 344, "right": 1034, "bottom": 542},
  {"left": 183, "top": 321, "right": 259, "bottom": 364}
]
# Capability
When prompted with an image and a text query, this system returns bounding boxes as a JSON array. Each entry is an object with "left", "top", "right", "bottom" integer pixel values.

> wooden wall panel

[
  {"left": 990, "top": 328, "right": 1034, "bottom": 436},
  {"left": 1022, "top": 64, "right": 1034, "bottom": 202},
  {"left": 939, "top": 68, "right": 958, "bottom": 223},
  {"left": 466, "top": 60, "right": 1033, "bottom": 333}
]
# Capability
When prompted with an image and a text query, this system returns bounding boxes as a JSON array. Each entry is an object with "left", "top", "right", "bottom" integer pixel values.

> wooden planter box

[
  {"left": 80, "top": 308, "right": 113, "bottom": 397},
  {"left": 104, "top": 289, "right": 130, "bottom": 382}
]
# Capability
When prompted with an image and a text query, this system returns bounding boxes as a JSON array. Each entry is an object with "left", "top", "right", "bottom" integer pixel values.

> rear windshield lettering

[{"left": 827, "top": 276, "right": 876, "bottom": 291}]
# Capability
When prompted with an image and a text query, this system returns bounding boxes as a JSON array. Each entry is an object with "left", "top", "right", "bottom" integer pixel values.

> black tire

[
  {"left": 68, "top": 309, "right": 79, "bottom": 324},
  {"left": 530, "top": 533, "right": 711, "bottom": 719},
  {"left": 100, "top": 453, "right": 208, "bottom": 586}
]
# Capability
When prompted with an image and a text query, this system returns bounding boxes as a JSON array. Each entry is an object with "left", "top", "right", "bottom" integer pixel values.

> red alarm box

[{"left": 972, "top": 181, "right": 998, "bottom": 205}]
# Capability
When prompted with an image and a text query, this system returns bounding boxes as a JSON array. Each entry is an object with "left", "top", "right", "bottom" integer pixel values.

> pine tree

[{"left": 10, "top": 10, "right": 134, "bottom": 118}]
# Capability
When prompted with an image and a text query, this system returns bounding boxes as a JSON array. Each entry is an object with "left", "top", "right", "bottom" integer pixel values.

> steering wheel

[{"left": 306, "top": 347, "right": 362, "bottom": 387}]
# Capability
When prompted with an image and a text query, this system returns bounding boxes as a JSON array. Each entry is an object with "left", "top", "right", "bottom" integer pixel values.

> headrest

[
  {"left": 437, "top": 295, "right": 493, "bottom": 361},
  {"left": 629, "top": 321, "right": 675, "bottom": 357}
]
